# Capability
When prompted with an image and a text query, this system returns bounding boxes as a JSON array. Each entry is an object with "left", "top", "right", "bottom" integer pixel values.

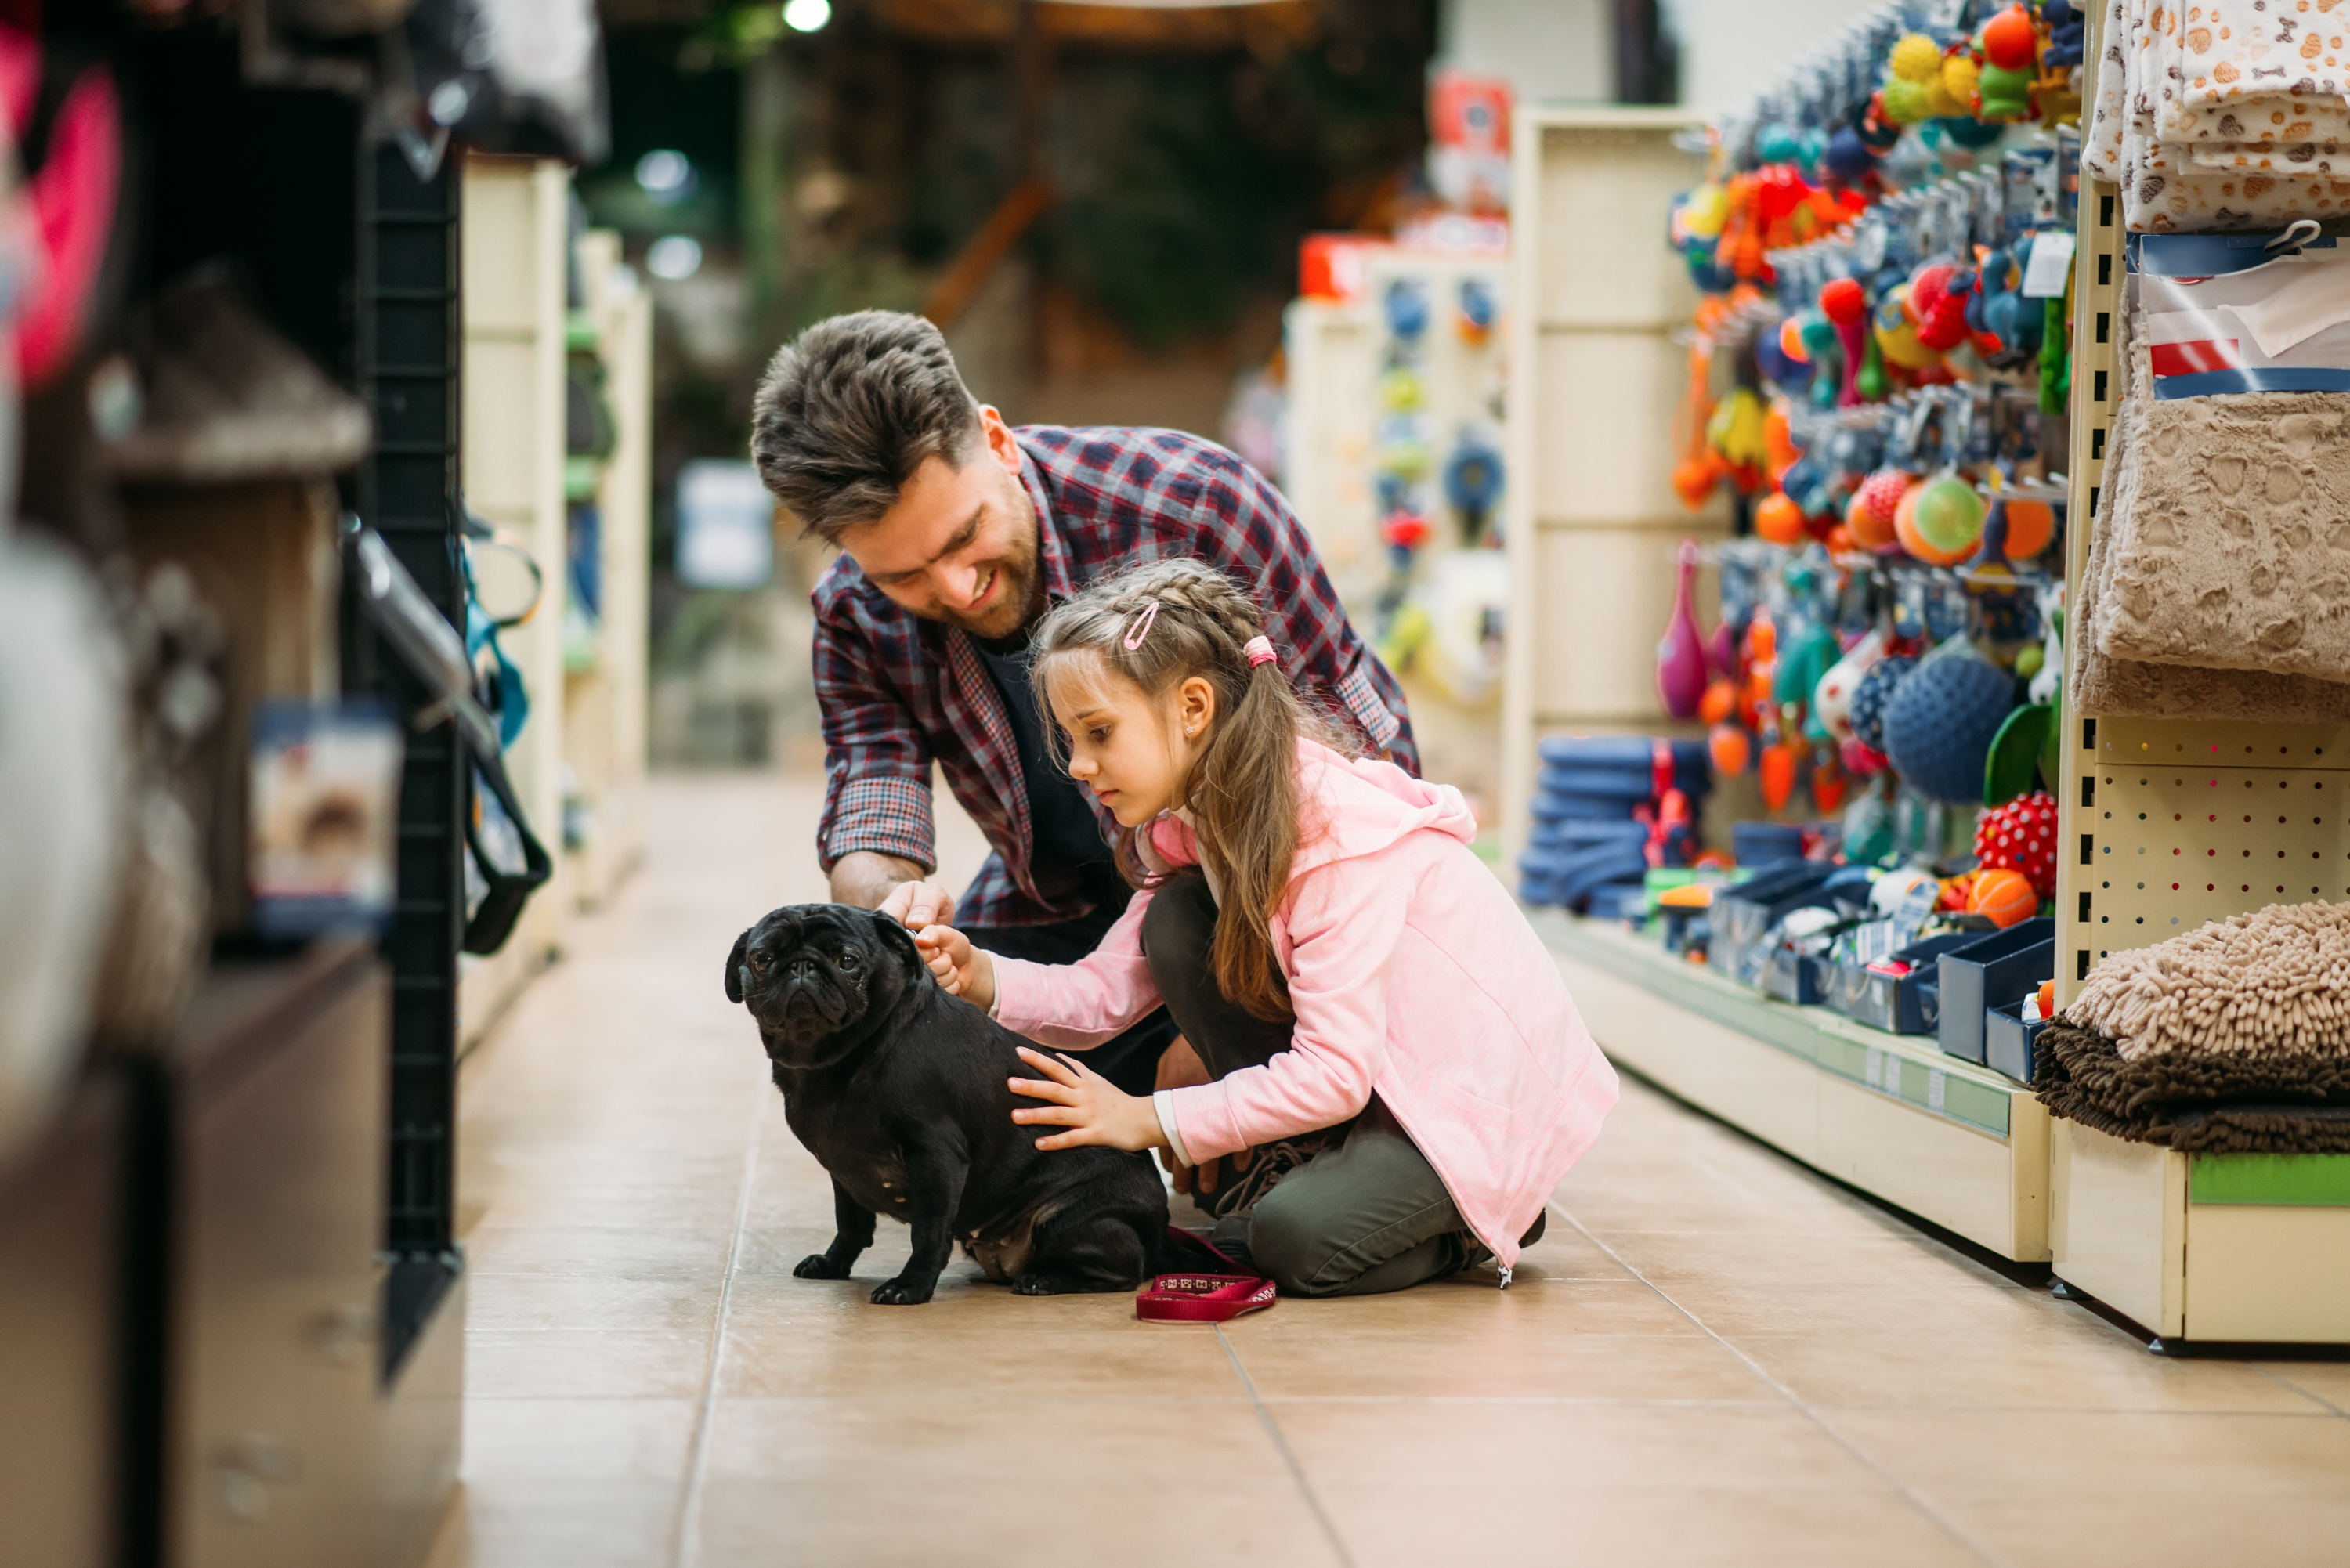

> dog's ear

[
  {"left": 864, "top": 907, "right": 925, "bottom": 977},
  {"left": 725, "top": 928, "right": 750, "bottom": 1003}
]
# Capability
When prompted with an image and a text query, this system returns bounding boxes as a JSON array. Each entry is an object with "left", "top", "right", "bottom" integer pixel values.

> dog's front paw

[
  {"left": 870, "top": 1276, "right": 936, "bottom": 1306},
  {"left": 794, "top": 1253, "right": 851, "bottom": 1280}
]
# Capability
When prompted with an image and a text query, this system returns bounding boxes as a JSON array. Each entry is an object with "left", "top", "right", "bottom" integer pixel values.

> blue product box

[{"left": 1936, "top": 920, "right": 2055, "bottom": 1064}]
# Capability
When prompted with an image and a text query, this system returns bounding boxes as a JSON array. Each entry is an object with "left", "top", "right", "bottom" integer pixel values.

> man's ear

[
  {"left": 978, "top": 406, "right": 1022, "bottom": 476},
  {"left": 725, "top": 929, "right": 750, "bottom": 1003}
]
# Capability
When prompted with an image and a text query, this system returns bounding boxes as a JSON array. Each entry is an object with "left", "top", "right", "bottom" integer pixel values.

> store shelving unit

[
  {"left": 1284, "top": 248, "right": 1509, "bottom": 618},
  {"left": 2044, "top": 2, "right": 2350, "bottom": 1346},
  {"left": 1501, "top": 107, "right": 1728, "bottom": 880},
  {"left": 457, "top": 154, "right": 574, "bottom": 1048},
  {"left": 1544, "top": 916, "right": 2051, "bottom": 1260},
  {"left": 561, "top": 232, "right": 654, "bottom": 910},
  {"left": 349, "top": 138, "right": 468, "bottom": 1561}
]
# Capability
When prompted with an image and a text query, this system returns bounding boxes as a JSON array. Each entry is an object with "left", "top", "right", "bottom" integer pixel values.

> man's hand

[
  {"left": 1155, "top": 1035, "right": 1210, "bottom": 1091},
  {"left": 1009, "top": 1047, "right": 1166, "bottom": 1153},
  {"left": 830, "top": 851, "right": 942, "bottom": 916},
  {"left": 913, "top": 923, "right": 996, "bottom": 1013},
  {"left": 878, "top": 878, "right": 958, "bottom": 931},
  {"left": 1152, "top": 1037, "right": 1210, "bottom": 1193}
]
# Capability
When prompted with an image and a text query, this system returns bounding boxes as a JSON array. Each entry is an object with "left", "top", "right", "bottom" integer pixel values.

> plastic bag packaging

[
  {"left": 2131, "top": 228, "right": 2350, "bottom": 399},
  {"left": 400, "top": 0, "right": 609, "bottom": 168}
]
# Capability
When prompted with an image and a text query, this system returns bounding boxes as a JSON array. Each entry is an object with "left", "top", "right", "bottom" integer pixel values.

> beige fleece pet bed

[{"left": 2075, "top": 308, "right": 2350, "bottom": 721}]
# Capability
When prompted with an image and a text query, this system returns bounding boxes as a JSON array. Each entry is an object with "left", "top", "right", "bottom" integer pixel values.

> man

[{"left": 750, "top": 309, "right": 1415, "bottom": 1097}]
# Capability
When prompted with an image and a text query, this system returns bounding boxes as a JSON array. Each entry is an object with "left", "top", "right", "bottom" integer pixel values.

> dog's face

[{"left": 725, "top": 904, "right": 925, "bottom": 1068}]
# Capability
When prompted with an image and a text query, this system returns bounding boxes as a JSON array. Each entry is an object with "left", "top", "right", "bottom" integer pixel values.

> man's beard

[{"left": 928, "top": 503, "right": 1043, "bottom": 641}]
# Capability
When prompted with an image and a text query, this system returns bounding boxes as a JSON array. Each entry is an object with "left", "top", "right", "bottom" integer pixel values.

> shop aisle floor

[{"left": 425, "top": 771, "right": 2350, "bottom": 1568}]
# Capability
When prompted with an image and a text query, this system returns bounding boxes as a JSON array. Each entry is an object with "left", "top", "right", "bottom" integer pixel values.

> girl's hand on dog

[
  {"left": 914, "top": 924, "right": 996, "bottom": 1013},
  {"left": 1009, "top": 1047, "right": 1166, "bottom": 1153}
]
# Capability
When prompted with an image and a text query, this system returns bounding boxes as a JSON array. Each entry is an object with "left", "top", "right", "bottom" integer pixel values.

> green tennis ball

[{"left": 1912, "top": 475, "right": 1986, "bottom": 558}]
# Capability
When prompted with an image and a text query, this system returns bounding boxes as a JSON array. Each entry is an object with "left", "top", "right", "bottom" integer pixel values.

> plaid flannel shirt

[{"left": 812, "top": 425, "right": 1417, "bottom": 930}]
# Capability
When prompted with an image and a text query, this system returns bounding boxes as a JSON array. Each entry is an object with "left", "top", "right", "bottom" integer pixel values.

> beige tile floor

[{"left": 425, "top": 772, "right": 2350, "bottom": 1568}]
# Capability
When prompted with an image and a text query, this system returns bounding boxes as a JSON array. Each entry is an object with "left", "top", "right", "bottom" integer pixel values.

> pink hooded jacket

[{"left": 989, "top": 739, "right": 1620, "bottom": 1271}]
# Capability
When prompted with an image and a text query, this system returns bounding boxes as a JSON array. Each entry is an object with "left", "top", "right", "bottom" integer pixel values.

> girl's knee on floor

[{"left": 1243, "top": 1187, "right": 1332, "bottom": 1296}]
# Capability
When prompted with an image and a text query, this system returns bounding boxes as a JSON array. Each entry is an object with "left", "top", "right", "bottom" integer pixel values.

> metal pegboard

[
  {"left": 2075, "top": 721, "right": 2350, "bottom": 970},
  {"left": 2052, "top": 0, "right": 2350, "bottom": 1001},
  {"left": 2055, "top": 157, "right": 2124, "bottom": 1006}
]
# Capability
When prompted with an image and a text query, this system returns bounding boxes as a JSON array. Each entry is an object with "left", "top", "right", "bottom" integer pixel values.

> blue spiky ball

[
  {"left": 1846, "top": 656, "right": 1915, "bottom": 753},
  {"left": 1881, "top": 656, "right": 2016, "bottom": 804}
]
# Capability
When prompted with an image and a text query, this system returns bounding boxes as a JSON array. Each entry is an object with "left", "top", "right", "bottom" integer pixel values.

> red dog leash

[
  {"left": 1137, "top": 1272, "right": 1278, "bottom": 1322},
  {"left": 1136, "top": 1229, "right": 1276, "bottom": 1323}
]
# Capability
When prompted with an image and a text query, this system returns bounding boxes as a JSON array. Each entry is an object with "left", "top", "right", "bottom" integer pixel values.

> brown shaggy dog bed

[{"left": 2035, "top": 901, "right": 2350, "bottom": 1151}]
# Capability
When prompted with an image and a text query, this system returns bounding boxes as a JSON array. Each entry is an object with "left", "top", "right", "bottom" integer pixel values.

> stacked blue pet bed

[{"left": 1517, "top": 736, "right": 1709, "bottom": 916}]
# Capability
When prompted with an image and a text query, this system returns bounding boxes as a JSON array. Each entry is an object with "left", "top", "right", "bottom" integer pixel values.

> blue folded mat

[
  {"left": 1528, "top": 790, "right": 1641, "bottom": 823},
  {"left": 1585, "top": 883, "right": 1652, "bottom": 921},
  {"left": 1537, "top": 767, "right": 1712, "bottom": 807},
  {"left": 1520, "top": 831, "right": 1686, "bottom": 912},
  {"left": 1552, "top": 849, "right": 1650, "bottom": 909},
  {"left": 1528, "top": 818, "right": 1649, "bottom": 851},
  {"left": 1536, "top": 764, "right": 1658, "bottom": 800},
  {"left": 1538, "top": 735, "right": 1708, "bottom": 771}
]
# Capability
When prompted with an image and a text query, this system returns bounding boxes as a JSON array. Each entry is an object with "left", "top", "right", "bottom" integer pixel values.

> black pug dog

[{"left": 726, "top": 902, "right": 1211, "bottom": 1305}]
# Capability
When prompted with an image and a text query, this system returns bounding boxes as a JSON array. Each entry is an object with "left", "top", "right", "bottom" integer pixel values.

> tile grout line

[
  {"left": 1554, "top": 1206, "right": 2013, "bottom": 1568},
  {"left": 671, "top": 1086, "right": 769, "bottom": 1568},
  {"left": 2247, "top": 1362, "right": 2350, "bottom": 1419},
  {"left": 1213, "top": 1327, "right": 1358, "bottom": 1568}
]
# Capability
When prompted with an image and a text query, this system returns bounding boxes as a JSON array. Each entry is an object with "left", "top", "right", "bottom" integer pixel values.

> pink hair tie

[
  {"left": 1122, "top": 600, "right": 1160, "bottom": 650},
  {"left": 1243, "top": 635, "right": 1277, "bottom": 668}
]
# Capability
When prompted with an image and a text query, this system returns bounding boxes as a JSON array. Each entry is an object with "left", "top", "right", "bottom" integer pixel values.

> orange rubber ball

[
  {"left": 2001, "top": 498, "right": 2056, "bottom": 559},
  {"left": 1708, "top": 723, "right": 1752, "bottom": 776},
  {"left": 1754, "top": 490, "right": 1806, "bottom": 545},
  {"left": 1673, "top": 453, "right": 1723, "bottom": 509},
  {"left": 1983, "top": 3, "right": 2037, "bottom": 70},
  {"left": 1968, "top": 868, "right": 2040, "bottom": 928},
  {"left": 1894, "top": 479, "right": 1972, "bottom": 565},
  {"left": 1850, "top": 469, "right": 1907, "bottom": 550}
]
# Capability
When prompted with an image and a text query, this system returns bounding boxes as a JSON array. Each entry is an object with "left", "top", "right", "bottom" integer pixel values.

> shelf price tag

[{"left": 2023, "top": 231, "right": 2077, "bottom": 298}]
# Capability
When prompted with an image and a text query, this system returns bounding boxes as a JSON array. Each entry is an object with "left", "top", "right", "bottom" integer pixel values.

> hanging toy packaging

[{"left": 1525, "top": 0, "right": 2079, "bottom": 1070}]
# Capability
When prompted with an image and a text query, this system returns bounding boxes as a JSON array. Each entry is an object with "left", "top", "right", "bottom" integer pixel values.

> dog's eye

[
  {"left": 837, "top": 950, "right": 859, "bottom": 970},
  {"left": 747, "top": 953, "right": 769, "bottom": 973}
]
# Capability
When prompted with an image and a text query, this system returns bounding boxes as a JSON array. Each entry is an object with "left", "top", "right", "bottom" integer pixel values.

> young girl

[{"left": 916, "top": 558, "right": 1618, "bottom": 1295}]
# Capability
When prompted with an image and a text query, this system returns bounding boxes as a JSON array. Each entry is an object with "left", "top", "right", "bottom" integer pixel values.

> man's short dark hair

[{"left": 749, "top": 310, "right": 985, "bottom": 542}]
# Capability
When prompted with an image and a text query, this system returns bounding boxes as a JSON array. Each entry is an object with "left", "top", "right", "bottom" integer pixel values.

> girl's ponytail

[{"left": 1029, "top": 558, "right": 1354, "bottom": 1021}]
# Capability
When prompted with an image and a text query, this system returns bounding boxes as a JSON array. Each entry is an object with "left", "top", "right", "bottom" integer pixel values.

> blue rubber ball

[
  {"left": 1823, "top": 125, "right": 1876, "bottom": 186},
  {"left": 1384, "top": 279, "right": 1429, "bottom": 341},
  {"left": 1846, "top": 656, "right": 1913, "bottom": 752},
  {"left": 1880, "top": 656, "right": 2016, "bottom": 804}
]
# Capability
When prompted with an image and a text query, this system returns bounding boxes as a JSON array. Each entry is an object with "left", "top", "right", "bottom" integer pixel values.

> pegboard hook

[{"left": 2265, "top": 219, "right": 2323, "bottom": 256}]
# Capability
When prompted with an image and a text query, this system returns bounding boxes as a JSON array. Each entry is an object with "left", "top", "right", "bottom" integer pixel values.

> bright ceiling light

[
  {"left": 783, "top": 0, "right": 830, "bottom": 32},
  {"left": 646, "top": 236, "right": 703, "bottom": 281},
  {"left": 635, "top": 150, "right": 696, "bottom": 204}
]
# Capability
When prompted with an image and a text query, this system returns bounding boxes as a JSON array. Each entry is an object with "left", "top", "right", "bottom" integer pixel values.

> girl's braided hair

[{"left": 1029, "top": 558, "right": 1355, "bottom": 1021}]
